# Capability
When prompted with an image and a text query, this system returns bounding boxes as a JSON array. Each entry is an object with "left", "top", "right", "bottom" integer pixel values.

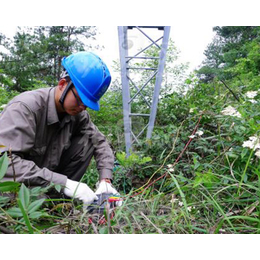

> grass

[{"left": 1, "top": 171, "right": 260, "bottom": 234}]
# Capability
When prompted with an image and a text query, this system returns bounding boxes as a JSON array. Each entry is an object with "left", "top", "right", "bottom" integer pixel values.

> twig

[
  {"left": 132, "top": 214, "right": 144, "bottom": 233},
  {"left": 106, "top": 202, "right": 112, "bottom": 234},
  {"left": 8, "top": 147, "right": 16, "bottom": 182},
  {"left": 219, "top": 79, "right": 240, "bottom": 102},
  {"left": 129, "top": 115, "right": 203, "bottom": 198},
  {"left": 91, "top": 221, "right": 98, "bottom": 234},
  {"left": 140, "top": 212, "right": 163, "bottom": 234},
  {"left": 0, "top": 226, "right": 15, "bottom": 234}
]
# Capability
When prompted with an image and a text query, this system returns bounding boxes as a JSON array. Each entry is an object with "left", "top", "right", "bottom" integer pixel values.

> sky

[
  {"left": 94, "top": 26, "right": 216, "bottom": 75},
  {"left": 0, "top": 25, "right": 216, "bottom": 79}
]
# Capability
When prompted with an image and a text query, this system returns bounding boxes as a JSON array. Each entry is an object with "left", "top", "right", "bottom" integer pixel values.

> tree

[
  {"left": 197, "top": 26, "right": 260, "bottom": 83},
  {"left": 0, "top": 26, "right": 98, "bottom": 92}
]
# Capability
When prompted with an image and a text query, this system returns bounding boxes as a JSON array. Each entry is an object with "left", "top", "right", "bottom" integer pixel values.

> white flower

[
  {"left": 189, "top": 108, "right": 195, "bottom": 113},
  {"left": 107, "top": 133, "right": 113, "bottom": 137},
  {"left": 170, "top": 195, "right": 179, "bottom": 203},
  {"left": 255, "top": 150, "right": 260, "bottom": 158},
  {"left": 249, "top": 99, "right": 257, "bottom": 104},
  {"left": 221, "top": 106, "right": 241, "bottom": 118},
  {"left": 189, "top": 130, "right": 204, "bottom": 139},
  {"left": 187, "top": 206, "right": 192, "bottom": 212},
  {"left": 242, "top": 136, "right": 260, "bottom": 150},
  {"left": 178, "top": 201, "right": 183, "bottom": 207},
  {"left": 245, "top": 91, "right": 258, "bottom": 99},
  {"left": 0, "top": 104, "right": 6, "bottom": 109},
  {"left": 167, "top": 164, "right": 174, "bottom": 172},
  {"left": 242, "top": 140, "right": 255, "bottom": 149},
  {"left": 196, "top": 130, "right": 204, "bottom": 136}
]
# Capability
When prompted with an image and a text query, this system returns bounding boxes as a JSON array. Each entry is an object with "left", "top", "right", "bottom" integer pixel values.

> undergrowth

[{"left": 1, "top": 71, "right": 260, "bottom": 234}]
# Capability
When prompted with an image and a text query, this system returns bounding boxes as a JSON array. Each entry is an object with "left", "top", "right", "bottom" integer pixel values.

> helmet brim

[{"left": 76, "top": 85, "right": 100, "bottom": 111}]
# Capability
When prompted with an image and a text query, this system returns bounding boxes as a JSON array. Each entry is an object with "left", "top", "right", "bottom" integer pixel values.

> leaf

[
  {"left": 0, "top": 196, "right": 10, "bottom": 206},
  {"left": 0, "top": 181, "right": 20, "bottom": 192},
  {"left": 54, "top": 184, "right": 62, "bottom": 193},
  {"left": 29, "top": 211, "right": 44, "bottom": 219},
  {"left": 6, "top": 207, "right": 23, "bottom": 218},
  {"left": 27, "top": 198, "right": 45, "bottom": 214},
  {"left": 140, "top": 157, "right": 152, "bottom": 165},
  {"left": 0, "top": 152, "right": 9, "bottom": 180},
  {"left": 99, "top": 226, "right": 108, "bottom": 234},
  {"left": 30, "top": 186, "right": 42, "bottom": 197},
  {"left": 18, "top": 183, "right": 30, "bottom": 210},
  {"left": 17, "top": 198, "right": 34, "bottom": 234},
  {"left": 241, "top": 149, "right": 248, "bottom": 159}
]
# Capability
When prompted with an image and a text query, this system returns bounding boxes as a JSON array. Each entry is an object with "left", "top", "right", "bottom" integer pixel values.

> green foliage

[
  {"left": 197, "top": 26, "right": 260, "bottom": 84},
  {"left": 112, "top": 152, "right": 152, "bottom": 193},
  {"left": 116, "top": 152, "right": 152, "bottom": 168},
  {"left": 0, "top": 152, "right": 8, "bottom": 180},
  {"left": 0, "top": 26, "right": 98, "bottom": 92},
  {"left": 0, "top": 181, "right": 20, "bottom": 192},
  {"left": 193, "top": 170, "right": 219, "bottom": 188}
]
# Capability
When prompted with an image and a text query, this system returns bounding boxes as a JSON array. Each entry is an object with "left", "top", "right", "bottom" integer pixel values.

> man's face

[{"left": 63, "top": 86, "right": 87, "bottom": 115}]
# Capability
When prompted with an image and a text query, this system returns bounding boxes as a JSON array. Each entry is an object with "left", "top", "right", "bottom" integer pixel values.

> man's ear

[{"left": 58, "top": 78, "right": 67, "bottom": 90}]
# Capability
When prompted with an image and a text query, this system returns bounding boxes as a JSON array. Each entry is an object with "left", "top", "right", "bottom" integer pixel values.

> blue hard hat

[{"left": 61, "top": 52, "right": 111, "bottom": 111}]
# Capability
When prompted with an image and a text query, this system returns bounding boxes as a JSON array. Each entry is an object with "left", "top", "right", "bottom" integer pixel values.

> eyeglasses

[{"left": 71, "top": 88, "right": 84, "bottom": 107}]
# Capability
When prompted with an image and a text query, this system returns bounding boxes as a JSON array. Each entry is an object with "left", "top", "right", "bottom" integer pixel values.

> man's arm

[
  {"left": 0, "top": 102, "right": 67, "bottom": 186},
  {"left": 77, "top": 111, "right": 115, "bottom": 181}
]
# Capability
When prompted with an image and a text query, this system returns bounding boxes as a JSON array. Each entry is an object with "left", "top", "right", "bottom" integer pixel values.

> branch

[
  {"left": 0, "top": 226, "right": 15, "bottom": 234},
  {"left": 219, "top": 79, "right": 240, "bottom": 102}
]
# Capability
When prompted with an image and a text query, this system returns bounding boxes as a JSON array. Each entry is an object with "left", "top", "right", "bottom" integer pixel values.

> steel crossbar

[{"left": 118, "top": 26, "right": 171, "bottom": 156}]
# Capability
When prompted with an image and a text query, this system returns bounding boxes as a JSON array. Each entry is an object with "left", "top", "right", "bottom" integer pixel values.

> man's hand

[
  {"left": 95, "top": 179, "right": 122, "bottom": 206},
  {"left": 64, "top": 179, "right": 98, "bottom": 206}
]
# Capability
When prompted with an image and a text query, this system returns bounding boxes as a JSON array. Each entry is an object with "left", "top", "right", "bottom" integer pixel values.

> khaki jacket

[{"left": 0, "top": 87, "right": 114, "bottom": 186}]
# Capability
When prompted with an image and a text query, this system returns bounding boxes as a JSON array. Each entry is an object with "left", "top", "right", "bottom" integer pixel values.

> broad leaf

[
  {"left": 29, "top": 211, "right": 45, "bottom": 219},
  {"left": 0, "top": 196, "right": 10, "bottom": 206},
  {"left": 18, "top": 183, "right": 30, "bottom": 210},
  {"left": 99, "top": 226, "right": 108, "bottom": 234},
  {"left": 6, "top": 207, "right": 23, "bottom": 218},
  {"left": 27, "top": 198, "right": 45, "bottom": 214},
  {"left": 0, "top": 181, "right": 20, "bottom": 192},
  {"left": 0, "top": 152, "right": 9, "bottom": 180},
  {"left": 54, "top": 184, "right": 62, "bottom": 193}
]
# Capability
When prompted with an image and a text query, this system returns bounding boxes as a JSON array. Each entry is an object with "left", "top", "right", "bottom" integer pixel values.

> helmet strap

[{"left": 59, "top": 80, "right": 73, "bottom": 109}]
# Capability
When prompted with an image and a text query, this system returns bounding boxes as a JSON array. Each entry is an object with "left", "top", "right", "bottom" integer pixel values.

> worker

[{"left": 0, "top": 51, "right": 121, "bottom": 206}]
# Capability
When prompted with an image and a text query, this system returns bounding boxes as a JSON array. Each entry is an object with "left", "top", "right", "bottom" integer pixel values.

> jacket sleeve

[
  {"left": 0, "top": 102, "right": 67, "bottom": 186},
  {"left": 76, "top": 111, "right": 115, "bottom": 180}
]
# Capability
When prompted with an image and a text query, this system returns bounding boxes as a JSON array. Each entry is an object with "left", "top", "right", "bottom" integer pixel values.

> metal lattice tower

[{"left": 118, "top": 26, "right": 171, "bottom": 156}]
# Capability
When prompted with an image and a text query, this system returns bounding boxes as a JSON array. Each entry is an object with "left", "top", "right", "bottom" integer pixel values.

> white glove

[
  {"left": 95, "top": 180, "right": 123, "bottom": 206},
  {"left": 64, "top": 179, "right": 98, "bottom": 206}
]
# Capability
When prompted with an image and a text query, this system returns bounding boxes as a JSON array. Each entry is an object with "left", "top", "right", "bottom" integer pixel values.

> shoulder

[{"left": 8, "top": 88, "right": 52, "bottom": 112}]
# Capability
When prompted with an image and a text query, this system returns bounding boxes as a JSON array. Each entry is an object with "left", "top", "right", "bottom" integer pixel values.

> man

[{"left": 0, "top": 51, "right": 120, "bottom": 206}]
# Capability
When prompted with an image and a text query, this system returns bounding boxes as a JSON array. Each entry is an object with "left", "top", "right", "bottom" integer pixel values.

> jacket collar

[
  {"left": 47, "top": 87, "right": 60, "bottom": 125},
  {"left": 47, "top": 87, "right": 72, "bottom": 126}
]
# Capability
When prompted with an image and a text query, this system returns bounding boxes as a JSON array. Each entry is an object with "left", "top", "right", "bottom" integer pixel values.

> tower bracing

[{"left": 118, "top": 26, "right": 171, "bottom": 156}]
